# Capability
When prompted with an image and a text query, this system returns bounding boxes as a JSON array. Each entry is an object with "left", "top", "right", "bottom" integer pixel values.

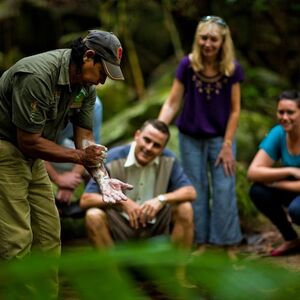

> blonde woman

[{"left": 158, "top": 16, "right": 244, "bottom": 249}]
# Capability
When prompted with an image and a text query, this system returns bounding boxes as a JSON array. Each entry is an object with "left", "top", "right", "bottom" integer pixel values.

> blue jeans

[
  {"left": 179, "top": 133, "right": 242, "bottom": 245},
  {"left": 249, "top": 183, "right": 300, "bottom": 241}
]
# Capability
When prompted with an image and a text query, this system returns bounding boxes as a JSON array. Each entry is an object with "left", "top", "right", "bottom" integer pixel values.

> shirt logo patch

[
  {"left": 31, "top": 101, "right": 38, "bottom": 112},
  {"left": 70, "top": 88, "right": 87, "bottom": 109}
]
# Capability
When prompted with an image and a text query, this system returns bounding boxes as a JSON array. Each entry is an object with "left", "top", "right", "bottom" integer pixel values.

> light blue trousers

[{"left": 179, "top": 133, "right": 242, "bottom": 245}]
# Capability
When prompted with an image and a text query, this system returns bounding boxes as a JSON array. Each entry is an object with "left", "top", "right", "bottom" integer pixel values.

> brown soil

[
  {"left": 238, "top": 216, "right": 300, "bottom": 272},
  {"left": 59, "top": 216, "right": 300, "bottom": 299}
]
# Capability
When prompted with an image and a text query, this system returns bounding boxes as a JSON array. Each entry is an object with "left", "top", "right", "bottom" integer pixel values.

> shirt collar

[{"left": 124, "top": 142, "right": 160, "bottom": 168}]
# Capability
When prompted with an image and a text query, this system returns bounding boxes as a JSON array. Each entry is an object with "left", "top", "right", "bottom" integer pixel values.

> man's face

[
  {"left": 79, "top": 50, "right": 107, "bottom": 86},
  {"left": 134, "top": 124, "right": 168, "bottom": 166},
  {"left": 81, "top": 59, "right": 107, "bottom": 86}
]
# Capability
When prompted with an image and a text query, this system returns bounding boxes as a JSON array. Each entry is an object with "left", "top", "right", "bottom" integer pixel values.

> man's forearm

[
  {"left": 158, "top": 186, "right": 196, "bottom": 204},
  {"left": 17, "top": 129, "right": 84, "bottom": 164},
  {"left": 80, "top": 193, "right": 105, "bottom": 209}
]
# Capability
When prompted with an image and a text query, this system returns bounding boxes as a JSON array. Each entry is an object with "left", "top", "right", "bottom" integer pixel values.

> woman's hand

[{"left": 215, "top": 143, "right": 235, "bottom": 176}]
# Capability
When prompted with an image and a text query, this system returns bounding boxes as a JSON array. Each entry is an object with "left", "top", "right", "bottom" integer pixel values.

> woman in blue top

[
  {"left": 159, "top": 16, "right": 243, "bottom": 250},
  {"left": 248, "top": 90, "right": 300, "bottom": 256}
]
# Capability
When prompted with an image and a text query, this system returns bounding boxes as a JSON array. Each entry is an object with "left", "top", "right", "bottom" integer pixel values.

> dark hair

[
  {"left": 70, "top": 37, "right": 102, "bottom": 72},
  {"left": 278, "top": 90, "right": 300, "bottom": 108},
  {"left": 140, "top": 119, "right": 170, "bottom": 141}
]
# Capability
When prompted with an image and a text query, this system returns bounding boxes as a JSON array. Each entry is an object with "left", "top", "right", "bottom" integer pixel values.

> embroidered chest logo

[
  {"left": 70, "top": 88, "right": 87, "bottom": 109},
  {"left": 192, "top": 73, "right": 228, "bottom": 100}
]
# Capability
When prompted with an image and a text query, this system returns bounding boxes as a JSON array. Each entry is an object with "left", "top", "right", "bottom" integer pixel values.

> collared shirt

[
  {"left": 0, "top": 49, "right": 96, "bottom": 145},
  {"left": 124, "top": 142, "right": 160, "bottom": 205},
  {"left": 85, "top": 143, "right": 192, "bottom": 200}
]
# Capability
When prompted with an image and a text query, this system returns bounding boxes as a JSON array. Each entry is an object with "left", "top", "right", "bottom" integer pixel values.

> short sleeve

[
  {"left": 175, "top": 56, "right": 190, "bottom": 84},
  {"left": 231, "top": 61, "right": 245, "bottom": 84},
  {"left": 12, "top": 74, "right": 51, "bottom": 132},
  {"left": 166, "top": 150, "right": 192, "bottom": 192},
  {"left": 259, "top": 125, "right": 283, "bottom": 161},
  {"left": 84, "top": 178, "right": 100, "bottom": 193}
]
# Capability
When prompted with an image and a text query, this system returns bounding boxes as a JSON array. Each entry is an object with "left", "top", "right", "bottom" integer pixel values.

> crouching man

[{"left": 80, "top": 119, "right": 196, "bottom": 249}]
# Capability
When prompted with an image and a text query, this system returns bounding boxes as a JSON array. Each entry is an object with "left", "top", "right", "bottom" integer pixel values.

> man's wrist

[{"left": 157, "top": 194, "right": 167, "bottom": 205}]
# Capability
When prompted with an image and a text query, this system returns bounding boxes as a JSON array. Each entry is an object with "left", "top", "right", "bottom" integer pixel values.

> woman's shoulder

[
  {"left": 176, "top": 55, "right": 193, "bottom": 78},
  {"left": 259, "top": 125, "right": 283, "bottom": 160},
  {"left": 230, "top": 59, "right": 245, "bottom": 81},
  {"left": 269, "top": 124, "right": 284, "bottom": 135},
  {"left": 179, "top": 55, "right": 190, "bottom": 66},
  {"left": 262, "top": 125, "right": 284, "bottom": 144},
  {"left": 232, "top": 59, "right": 243, "bottom": 71}
]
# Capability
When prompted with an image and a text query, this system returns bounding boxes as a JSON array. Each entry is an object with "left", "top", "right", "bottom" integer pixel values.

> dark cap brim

[{"left": 101, "top": 58, "right": 124, "bottom": 81}]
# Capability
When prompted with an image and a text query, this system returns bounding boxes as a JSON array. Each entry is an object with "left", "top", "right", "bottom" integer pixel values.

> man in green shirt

[{"left": 0, "top": 29, "right": 131, "bottom": 298}]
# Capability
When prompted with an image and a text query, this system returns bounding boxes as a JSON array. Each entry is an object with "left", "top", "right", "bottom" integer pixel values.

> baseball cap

[{"left": 83, "top": 30, "right": 124, "bottom": 81}]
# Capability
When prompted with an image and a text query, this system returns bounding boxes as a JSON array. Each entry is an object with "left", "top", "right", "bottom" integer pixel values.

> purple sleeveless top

[{"left": 175, "top": 56, "right": 244, "bottom": 138}]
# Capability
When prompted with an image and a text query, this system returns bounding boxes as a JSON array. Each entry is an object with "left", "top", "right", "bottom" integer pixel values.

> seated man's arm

[
  {"left": 80, "top": 192, "right": 105, "bottom": 209},
  {"left": 140, "top": 186, "right": 196, "bottom": 225},
  {"left": 158, "top": 186, "right": 196, "bottom": 205}
]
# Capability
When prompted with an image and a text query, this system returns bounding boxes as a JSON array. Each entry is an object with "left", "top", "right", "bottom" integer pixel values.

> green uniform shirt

[{"left": 0, "top": 49, "right": 96, "bottom": 145}]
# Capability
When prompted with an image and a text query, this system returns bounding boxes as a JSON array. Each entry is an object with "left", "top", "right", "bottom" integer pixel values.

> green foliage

[
  {"left": 237, "top": 110, "right": 275, "bottom": 164},
  {"left": 235, "top": 163, "right": 259, "bottom": 231},
  {"left": 0, "top": 240, "right": 300, "bottom": 300},
  {"left": 0, "top": 48, "right": 23, "bottom": 71},
  {"left": 97, "top": 80, "right": 136, "bottom": 124},
  {"left": 100, "top": 63, "right": 174, "bottom": 148},
  {"left": 241, "top": 63, "right": 289, "bottom": 116},
  {"left": 252, "top": 0, "right": 269, "bottom": 11}
]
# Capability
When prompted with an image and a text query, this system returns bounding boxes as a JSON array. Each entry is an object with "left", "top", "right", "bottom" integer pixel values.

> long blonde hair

[{"left": 190, "top": 18, "right": 235, "bottom": 76}]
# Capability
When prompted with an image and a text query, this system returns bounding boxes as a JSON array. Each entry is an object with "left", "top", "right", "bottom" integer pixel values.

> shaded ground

[
  {"left": 240, "top": 224, "right": 300, "bottom": 272},
  {"left": 59, "top": 217, "right": 300, "bottom": 299}
]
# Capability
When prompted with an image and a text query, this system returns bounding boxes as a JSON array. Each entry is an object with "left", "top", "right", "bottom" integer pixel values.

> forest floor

[
  {"left": 59, "top": 217, "right": 300, "bottom": 299},
  {"left": 238, "top": 216, "right": 300, "bottom": 272},
  {"left": 61, "top": 215, "right": 300, "bottom": 271}
]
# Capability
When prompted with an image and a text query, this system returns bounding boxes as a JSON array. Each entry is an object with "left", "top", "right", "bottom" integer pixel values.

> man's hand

[
  {"left": 82, "top": 143, "right": 107, "bottom": 168},
  {"left": 122, "top": 199, "right": 143, "bottom": 229},
  {"left": 56, "top": 172, "right": 82, "bottom": 189},
  {"left": 82, "top": 140, "right": 133, "bottom": 204},
  {"left": 92, "top": 168, "right": 133, "bottom": 203},
  {"left": 140, "top": 198, "right": 163, "bottom": 226},
  {"left": 101, "top": 178, "right": 133, "bottom": 203},
  {"left": 56, "top": 188, "right": 74, "bottom": 205}
]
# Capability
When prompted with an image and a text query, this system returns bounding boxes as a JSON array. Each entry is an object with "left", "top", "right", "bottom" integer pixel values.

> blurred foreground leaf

[{"left": 0, "top": 238, "right": 299, "bottom": 300}]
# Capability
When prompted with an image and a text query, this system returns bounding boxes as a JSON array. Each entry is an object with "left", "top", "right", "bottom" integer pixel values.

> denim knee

[{"left": 288, "top": 196, "right": 300, "bottom": 225}]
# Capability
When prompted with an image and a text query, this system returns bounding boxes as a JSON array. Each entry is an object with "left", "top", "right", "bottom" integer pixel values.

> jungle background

[
  {"left": 1, "top": 1, "right": 300, "bottom": 299},
  {"left": 1, "top": 0, "right": 299, "bottom": 229}
]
